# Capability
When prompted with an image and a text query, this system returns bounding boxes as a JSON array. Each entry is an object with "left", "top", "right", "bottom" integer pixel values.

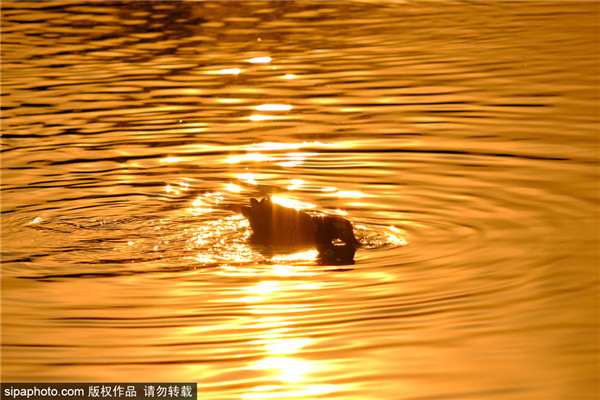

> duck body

[{"left": 229, "top": 197, "right": 360, "bottom": 263}]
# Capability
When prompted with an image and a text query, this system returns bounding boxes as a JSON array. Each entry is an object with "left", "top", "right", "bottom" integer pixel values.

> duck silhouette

[{"left": 229, "top": 197, "right": 360, "bottom": 264}]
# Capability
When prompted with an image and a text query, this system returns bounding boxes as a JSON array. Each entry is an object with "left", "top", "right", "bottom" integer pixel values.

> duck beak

[
  {"left": 344, "top": 231, "right": 361, "bottom": 248},
  {"left": 333, "top": 219, "right": 361, "bottom": 248}
]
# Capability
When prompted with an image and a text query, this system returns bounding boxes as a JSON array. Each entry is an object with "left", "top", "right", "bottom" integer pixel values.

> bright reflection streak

[
  {"left": 226, "top": 155, "right": 245, "bottom": 164},
  {"left": 248, "top": 280, "right": 279, "bottom": 295},
  {"left": 278, "top": 161, "right": 303, "bottom": 168},
  {"left": 213, "top": 150, "right": 302, "bottom": 168},
  {"left": 225, "top": 183, "right": 243, "bottom": 192},
  {"left": 193, "top": 255, "right": 214, "bottom": 264},
  {"left": 237, "top": 173, "right": 259, "bottom": 185},
  {"left": 216, "top": 98, "right": 244, "bottom": 104},
  {"left": 286, "top": 178, "right": 304, "bottom": 190},
  {"left": 330, "top": 209, "right": 348, "bottom": 216},
  {"left": 270, "top": 196, "right": 315, "bottom": 210},
  {"left": 162, "top": 157, "right": 179, "bottom": 163},
  {"left": 189, "top": 196, "right": 217, "bottom": 214},
  {"left": 248, "top": 56, "right": 271, "bottom": 63},
  {"left": 241, "top": 276, "right": 338, "bottom": 399},
  {"left": 226, "top": 153, "right": 271, "bottom": 163},
  {"left": 283, "top": 74, "right": 296, "bottom": 79},
  {"left": 263, "top": 338, "right": 312, "bottom": 355},
  {"left": 190, "top": 192, "right": 224, "bottom": 207},
  {"left": 255, "top": 104, "right": 292, "bottom": 111},
  {"left": 249, "top": 115, "right": 276, "bottom": 121},
  {"left": 178, "top": 182, "right": 189, "bottom": 191},
  {"left": 332, "top": 190, "right": 368, "bottom": 198},
  {"left": 248, "top": 357, "right": 310, "bottom": 383},
  {"left": 220, "top": 68, "right": 241, "bottom": 74},
  {"left": 269, "top": 250, "right": 318, "bottom": 263}
]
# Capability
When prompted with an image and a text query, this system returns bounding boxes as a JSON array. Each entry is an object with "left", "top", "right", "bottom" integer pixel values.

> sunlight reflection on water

[{"left": 240, "top": 279, "right": 336, "bottom": 398}]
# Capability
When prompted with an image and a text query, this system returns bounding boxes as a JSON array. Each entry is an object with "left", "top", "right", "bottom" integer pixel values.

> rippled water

[{"left": 2, "top": 1, "right": 599, "bottom": 399}]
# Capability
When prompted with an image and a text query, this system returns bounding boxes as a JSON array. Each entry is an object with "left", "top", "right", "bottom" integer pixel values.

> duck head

[{"left": 314, "top": 215, "right": 361, "bottom": 248}]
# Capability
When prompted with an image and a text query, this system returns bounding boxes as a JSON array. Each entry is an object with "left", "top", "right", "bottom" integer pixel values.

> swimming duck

[{"left": 229, "top": 197, "right": 360, "bottom": 264}]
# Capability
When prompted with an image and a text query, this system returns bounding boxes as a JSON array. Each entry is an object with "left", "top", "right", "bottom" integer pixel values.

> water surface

[{"left": 2, "top": 2, "right": 599, "bottom": 399}]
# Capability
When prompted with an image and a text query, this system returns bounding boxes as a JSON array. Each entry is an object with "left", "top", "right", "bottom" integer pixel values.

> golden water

[{"left": 1, "top": 2, "right": 599, "bottom": 399}]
